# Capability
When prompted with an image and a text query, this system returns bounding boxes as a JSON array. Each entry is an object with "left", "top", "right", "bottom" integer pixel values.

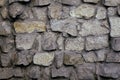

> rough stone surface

[
  {"left": 33, "top": 52, "right": 54, "bottom": 66},
  {"left": 16, "top": 33, "right": 36, "bottom": 50},
  {"left": 86, "top": 35, "right": 109, "bottom": 50},
  {"left": 104, "top": 0, "right": 120, "bottom": 6},
  {"left": 83, "top": 0, "right": 100, "bottom": 3},
  {"left": 118, "top": 6, "right": 120, "bottom": 15},
  {"left": 13, "top": 68, "right": 24, "bottom": 77},
  {"left": 9, "top": 0, "right": 30, "bottom": 4},
  {"left": 1, "top": 54, "right": 11, "bottom": 67},
  {"left": 0, "top": 0, "right": 6, "bottom": 7},
  {"left": 107, "top": 7, "right": 117, "bottom": 16},
  {"left": 111, "top": 38, "right": 120, "bottom": 51},
  {"left": 70, "top": 4, "right": 96, "bottom": 19},
  {"left": 96, "top": 7, "right": 107, "bottom": 19},
  {"left": 65, "top": 37, "right": 84, "bottom": 51},
  {"left": 79, "top": 20, "right": 109, "bottom": 36},
  {"left": 14, "top": 21, "right": 46, "bottom": 33},
  {"left": 61, "top": 0, "right": 80, "bottom": 6},
  {"left": 33, "top": 0, "right": 51, "bottom": 6}
]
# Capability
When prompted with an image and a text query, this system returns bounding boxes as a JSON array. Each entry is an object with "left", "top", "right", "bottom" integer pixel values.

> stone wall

[{"left": 0, "top": 0, "right": 120, "bottom": 80}]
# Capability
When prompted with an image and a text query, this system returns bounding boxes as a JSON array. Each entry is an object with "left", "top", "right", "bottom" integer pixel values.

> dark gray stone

[
  {"left": 1, "top": 54, "right": 11, "bottom": 67},
  {"left": 13, "top": 68, "right": 24, "bottom": 77},
  {"left": 111, "top": 38, "right": 120, "bottom": 51}
]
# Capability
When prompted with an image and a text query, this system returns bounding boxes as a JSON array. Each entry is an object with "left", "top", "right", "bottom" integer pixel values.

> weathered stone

[
  {"left": 55, "top": 51, "right": 64, "bottom": 68},
  {"left": 86, "top": 35, "right": 109, "bottom": 50},
  {"left": 96, "top": 7, "right": 107, "bottom": 19},
  {"left": 1, "top": 7, "right": 8, "bottom": 19},
  {"left": 70, "top": 68, "right": 78, "bottom": 80},
  {"left": 83, "top": 0, "right": 100, "bottom": 3},
  {"left": 14, "top": 21, "right": 46, "bottom": 33},
  {"left": 16, "top": 33, "right": 36, "bottom": 50},
  {"left": 13, "top": 68, "right": 24, "bottom": 77},
  {"left": 9, "top": 3, "right": 24, "bottom": 18},
  {"left": 15, "top": 50, "right": 34, "bottom": 66},
  {"left": 41, "top": 67, "right": 50, "bottom": 80},
  {"left": 9, "top": 0, "right": 30, "bottom": 4},
  {"left": 0, "top": 68, "right": 13, "bottom": 79},
  {"left": 109, "top": 17, "right": 120, "bottom": 37},
  {"left": 83, "top": 51, "right": 97, "bottom": 62},
  {"left": 42, "top": 32, "right": 57, "bottom": 51},
  {"left": 111, "top": 38, "right": 120, "bottom": 51},
  {"left": 32, "top": 7, "right": 47, "bottom": 22},
  {"left": 61, "top": 0, "right": 80, "bottom": 6},
  {"left": 35, "top": 35, "right": 42, "bottom": 52},
  {"left": 51, "top": 66, "right": 70, "bottom": 78},
  {"left": 48, "top": 2, "right": 62, "bottom": 19},
  {"left": 57, "top": 35, "right": 64, "bottom": 50},
  {"left": 27, "top": 66, "right": 41, "bottom": 79},
  {"left": 0, "top": 0, "right": 6, "bottom": 6},
  {"left": 51, "top": 19, "right": 78, "bottom": 36},
  {"left": 65, "top": 37, "right": 84, "bottom": 51},
  {"left": 70, "top": 4, "right": 96, "bottom": 19},
  {"left": 62, "top": 6, "right": 70, "bottom": 19},
  {"left": 64, "top": 51, "right": 84, "bottom": 65},
  {"left": 97, "top": 63, "right": 120, "bottom": 79},
  {"left": 76, "top": 63, "right": 96, "bottom": 80},
  {"left": 107, "top": 7, "right": 117, "bottom": 16},
  {"left": 106, "top": 51, "right": 120, "bottom": 62},
  {"left": 0, "top": 22, "right": 11, "bottom": 35},
  {"left": 1, "top": 54, "right": 11, "bottom": 67},
  {"left": 33, "top": 52, "right": 54, "bottom": 66},
  {"left": 33, "top": 0, "right": 50, "bottom": 6},
  {"left": 104, "top": 0, "right": 120, "bottom": 6},
  {"left": 79, "top": 20, "right": 109, "bottom": 36},
  {"left": 118, "top": 6, "right": 120, "bottom": 15}
]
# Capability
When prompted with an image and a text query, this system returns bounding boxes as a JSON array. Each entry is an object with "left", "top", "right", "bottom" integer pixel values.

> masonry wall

[{"left": 0, "top": 0, "right": 120, "bottom": 80}]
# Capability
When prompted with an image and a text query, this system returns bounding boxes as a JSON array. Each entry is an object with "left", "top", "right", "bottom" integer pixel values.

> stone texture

[
  {"left": 0, "top": 68, "right": 13, "bottom": 79},
  {"left": 13, "top": 68, "right": 24, "bottom": 77},
  {"left": 1, "top": 7, "right": 8, "bottom": 19},
  {"left": 0, "top": 22, "right": 11, "bottom": 35},
  {"left": 79, "top": 20, "right": 109, "bottom": 36},
  {"left": 61, "top": 0, "right": 80, "bottom": 6},
  {"left": 0, "top": 0, "right": 6, "bottom": 7},
  {"left": 9, "top": 3, "right": 24, "bottom": 18},
  {"left": 83, "top": 0, "right": 100, "bottom": 3},
  {"left": 9, "top": 0, "right": 30, "bottom": 4},
  {"left": 16, "top": 33, "right": 36, "bottom": 50},
  {"left": 14, "top": 21, "right": 46, "bottom": 33},
  {"left": 104, "top": 0, "right": 120, "bottom": 6},
  {"left": 51, "top": 19, "right": 78, "bottom": 36},
  {"left": 57, "top": 35, "right": 64, "bottom": 50},
  {"left": 42, "top": 32, "right": 57, "bottom": 51},
  {"left": 15, "top": 50, "right": 34, "bottom": 66},
  {"left": 86, "top": 35, "right": 109, "bottom": 50},
  {"left": 96, "top": 7, "right": 107, "bottom": 19},
  {"left": 65, "top": 37, "right": 84, "bottom": 51},
  {"left": 107, "top": 7, "right": 117, "bottom": 16},
  {"left": 51, "top": 66, "right": 70, "bottom": 78},
  {"left": 118, "top": 6, "right": 120, "bottom": 15},
  {"left": 70, "top": 4, "right": 96, "bottom": 19},
  {"left": 35, "top": 34, "right": 42, "bottom": 52},
  {"left": 33, "top": 52, "right": 54, "bottom": 66},
  {"left": 48, "top": 2, "right": 62, "bottom": 19},
  {"left": 33, "top": 0, "right": 50, "bottom": 6},
  {"left": 76, "top": 63, "right": 96, "bottom": 80},
  {"left": 111, "top": 38, "right": 120, "bottom": 51},
  {"left": 64, "top": 51, "right": 84, "bottom": 65},
  {"left": 1, "top": 54, "right": 11, "bottom": 67},
  {"left": 109, "top": 17, "right": 120, "bottom": 37}
]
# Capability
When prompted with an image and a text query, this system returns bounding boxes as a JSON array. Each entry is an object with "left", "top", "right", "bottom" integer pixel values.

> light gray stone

[
  {"left": 107, "top": 7, "right": 117, "bottom": 16},
  {"left": 70, "top": 4, "right": 96, "bottom": 19},
  {"left": 51, "top": 19, "right": 78, "bottom": 36},
  {"left": 42, "top": 32, "right": 57, "bottom": 51},
  {"left": 104, "top": 0, "right": 120, "bottom": 6},
  {"left": 33, "top": 52, "right": 54, "bottom": 66},
  {"left": 83, "top": 0, "right": 100, "bottom": 3},
  {"left": 16, "top": 33, "right": 36, "bottom": 50},
  {"left": 57, "top": 35, "right": 64, "bottom": 50},
  {"left": 109, "top": 17, "right": 120, "bottom": 37},
  {"left": 65, "top": 37, "right": 84, "bottom": 51},
  {"left": 79, "top": 20, "right": 109, "bottom": 36},
  {"left": 9, "top": 0, "right": 30, "bottom": 4},
  {"left": 86, "top": 35, "right": 109, "bottom": 50},
  {"left": 61, "top": 0, "right": 80, "bottom": 6},
  {"left": 96, "top": 7, "right": 107, "bottom": 19},
  {"left": 33, "top": 0, "right": 50, "bottom": 6},
  {"left": 111, "top": 38, "right": 120, "bottom": 51}
]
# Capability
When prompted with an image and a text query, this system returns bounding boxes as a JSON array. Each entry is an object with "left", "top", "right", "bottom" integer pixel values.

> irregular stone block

[
  {"left": 9, "top": 3, "right": 24, "bottom": 18},
  {"left": 33, "top": 0, "right": 50, "bottom": 6},
  {"left": 76, "top": 63, "right": 96, "bottom": 80},
  {"left": 13, "top": 68, "right": 24, "bottom": 77},
  {"left": 83, "top": 0, "right": 100, "bottom": 3},
  {"left": 9, "top": 0, "right": 30, "bottom": 4},
  {"left": 109, "top": 17, "right": 120, "bottom": 37},
  {"left": 96, "top": 7, "right": 107, "bottom": 20},
  {"left": 65, "top": 37, "right": 84, "bottom": 51},
  {"left": 70, "top": 4, "right": 96, "bottom": 19},
  {"left": 79, "top": 20, "right": 109, "bottom": 36},
  {"left": 107, "top": 7, "right": 117, "bottom": 16},
  {"left": 61, "top": 0, "right": 80, "bottom": 6},
  {"left": 51, "top": 66, "right": 70, "bottom": 78},
  {"left": 14, "top": 21, "right": 46, "bottom": 33},
  {"left": 104, "top": 0, "right": 120, "bottom": 6},
  {"left": 64, "top": 51, "right": 84, "bottom": 65},
  {"left": 48, "top": 2, "right": 62, "bottom": 19},
  {"left": 35, "top": 35, "right": 42, "bottom": 52},
  {"left": 0, "top": 68, "right": 13, "bottom": 79},
  {"left": 1, "top": 54, "right": 11, "bottom": 67},
  {"left": 16, "top": 33, "right": 36, "bottom": 50},
  {"left": 0, "top": 22, "right": 11, "bottom": 35},
  {"left": 0, "top": 0, "right": 6, "bottom": 7},
  {"left": 1, "top": 7, "right": 8, "bottom": 19},
  {"left": 111, "top": 38, "right": 120, "bottom": 51},
  {"left": 57, "top": 35, "right": 64, "bottom": 50},
  {"left": 42, "top": 32, "right": 57, "bottom": 51},
  {"left": 33, "top": 52, "right": 54, "bottom": 66},
  {"left": 15, "top": 50, "right": 34, "bottom": 66},
  {"left": 86, "top": 35, "right": 109, "bottom": 50},
  {"left": 51, "top": 19, "right": 78, "bottom": 36}
]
